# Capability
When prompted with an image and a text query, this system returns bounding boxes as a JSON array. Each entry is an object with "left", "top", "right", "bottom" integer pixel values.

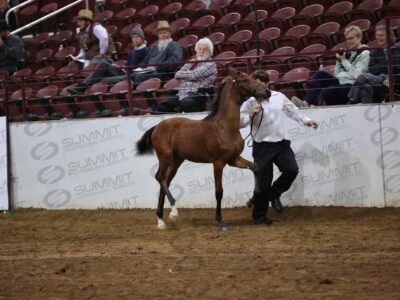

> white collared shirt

[{"left": 240, "top": 91, "right": 310, "bottom": 142}]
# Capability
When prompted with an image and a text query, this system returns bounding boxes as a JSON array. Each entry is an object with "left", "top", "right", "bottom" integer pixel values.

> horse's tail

[{"left": 136, "top": 126, "right": 155, "bottom": 155}]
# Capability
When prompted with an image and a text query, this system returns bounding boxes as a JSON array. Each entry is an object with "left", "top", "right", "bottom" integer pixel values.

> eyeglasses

[{"left": 346, "top": 35, "right": 357, "bottom": 41}]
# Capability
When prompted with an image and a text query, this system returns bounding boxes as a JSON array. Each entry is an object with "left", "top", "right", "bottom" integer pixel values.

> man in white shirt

[{"left": 240, "top": 70, "right": 319, "bottom": 224}]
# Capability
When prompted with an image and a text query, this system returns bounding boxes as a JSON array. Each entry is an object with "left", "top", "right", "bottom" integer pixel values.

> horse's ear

[{"left": 228, "top": 67, "right": 238, "bottom": 77}]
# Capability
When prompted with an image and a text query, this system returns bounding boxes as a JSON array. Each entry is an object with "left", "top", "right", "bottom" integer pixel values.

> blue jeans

[{"left": 304, "top": 70, "right": 351, "bottom": 105}]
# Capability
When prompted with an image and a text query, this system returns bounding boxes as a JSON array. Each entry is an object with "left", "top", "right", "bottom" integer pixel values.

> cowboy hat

[
  {"left": 153, "top": 20, "right": 174, "bottom": 35},
  {"left": 75, "top": 9, "right": 93, "bottom": 22}
]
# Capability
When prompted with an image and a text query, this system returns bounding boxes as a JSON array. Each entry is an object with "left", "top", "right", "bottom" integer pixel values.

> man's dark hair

[{"left": 251, "top": 70, "right": 269, "bottom": 84}]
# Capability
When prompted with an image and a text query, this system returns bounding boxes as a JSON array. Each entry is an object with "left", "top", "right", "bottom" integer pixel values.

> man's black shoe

[
  {"left": 253, "top": 216, "right": 273, "bottom": 225},
  {"left": 67, "top": 84, "right": 88, "bottom": 96},
  {"left": 271, "top": 195, "right": 284, "bottom": 213}
]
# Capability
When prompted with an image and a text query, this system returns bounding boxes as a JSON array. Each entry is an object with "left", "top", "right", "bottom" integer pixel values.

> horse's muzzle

[{"left": 255, "top": 89, "right": 271, "bottom": 100}]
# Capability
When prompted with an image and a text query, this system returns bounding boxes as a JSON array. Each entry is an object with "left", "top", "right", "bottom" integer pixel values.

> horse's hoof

[
  {"left": 157, "top": 218, "right": 166, "bottom": 230},
  {"left": 158, "top": 223, "right": 167, "bottom": 230},
  {"left": 169, "top": 213, "right": 178, "bottom": 221},
  {"left": 219, "top": 224, "right": 228, "bottom": 232}
]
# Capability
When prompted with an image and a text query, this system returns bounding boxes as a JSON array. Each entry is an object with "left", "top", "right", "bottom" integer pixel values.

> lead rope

[{"left": 244, "top": 102, "right": 264, "bottom": 148}]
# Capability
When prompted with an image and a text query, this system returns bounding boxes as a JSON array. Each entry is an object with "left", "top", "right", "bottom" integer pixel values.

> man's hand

[
  {"left": 335, "top": 53, "right": 346, "bottom": 61},
  {"left": 0, "top": 37, "right": 4, "bottom": 47},
  {"left": 307, "top": 119, "right": 319, "bottom": 129},
  {"left": 249, "top": 106, "right": 262, "bottom": 119}
]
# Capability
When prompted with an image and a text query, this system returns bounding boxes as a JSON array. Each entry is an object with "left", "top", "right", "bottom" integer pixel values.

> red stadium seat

[
  {"left": 303, "top": 22, "right": 340, "bottom": 48},
  {"left": 28, "top": 85, "right": 59, "bottom": 117},
  {"left": 253, "top": 0, "right": 275, "bottom": 14},
  {"left": 214, "top": 51, "right": 237, "bottom": 80},
  {"left": 207, "top": 32, "right": 226, "bottom": 53},
  {"left": 348, "top": 0, "right": 383, "bottom": 24},
  {"left": 380, "top": 0, "right": 400, "bottom": 18},
  {"left": 133, "top": 78, "right": 162, "bottom": 113},
  {"left": 290, "top": 4, "right": 324, "bottom": 30},
  {"left": 207, "top": 12, "right": 241, "bottom": 37},
  {"left": 217, "top": 30, "right": 252, "bottom": 55},
  {"left": 130, "top": 5, "right": 159, "bottom": 28},
  {"left": 288, "top": 43, "right": 326, "bottom": 71},
  {"left": 183, "top": 15, "right": 216, "bottom": 37},
  {"left": 197, "top": 0, "right": 231, "bottom": 19},
  {"left": 106, "top": 0, "right": 128, "bottom": 11},
  {"left": 171, "top": 18, "right": 191, "bottom": 39},
  {"left": 95, "top": 10, "right": 114, "bottom": 25},
  {"left": 176, "top": 0, "right": 206, "bottom": 19},
  {"left": 102, "top": 80, "right": 130, "bottom": 114},
  {"left": 112, "top": 8, "right": 136, "bottom": 30},
  {"left": 266, "top": 69, "right": 281, "bottom": 84},
  {"left": 245, "top": 27, "right": 281, "bottom": 53},
  {"left": 276, "top": 25, "right": 311, "bottom": 51},
  {"left": 273, "top": 67, "right": 311, "bottom": 99},
  {"left": 275, "top": 0, "right": 304, "bottom": 12},
  {"left": 319, "top": 1, "right": 353, "bottom": 27},
  {"left": 225, "top": 0, "right": 256, "bottom": 16},
  {"left": 235, "top": 10, "right": 269, "bottom": 32},
  {"left": 156, "top": 2, "right": 183, "bottom": 21},
  {"left": 178, "top": 35, "right": 199, "bottom": 60},
  {"left": 259, "top": 46, "right": 295, "bottom": 74},
  {"left": 229, "top": 49, "right": 266, "bottom": 73},
  {"left": 264, "top": 7, "right": 296, "bottom": 33}
]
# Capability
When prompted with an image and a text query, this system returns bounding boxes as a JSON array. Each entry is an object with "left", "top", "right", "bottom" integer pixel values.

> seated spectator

[
  {"left": 67, "top": 26, "right": 149, "bottom": 95},
  {"left": 0, "top": 20, "right": 23, "bottom": 75},
  {"left": 70, "top": 9, "right": 116, "bottom": 68},
  {"left": 149, "top": 37, "right": 217, "bottom": 113},
  {"left": 292, "top": 25, "right": 370, "bottom": 106},
  {"left": 127, "top": 20, "right": 182, "bottom": 86},
  {"left": 0, "top": 0, "right": 16, "bottom": 31},
  {"left": 348, "top": 25, "right": 400, "bottom": 104},
  {"left": 0, "top": 0, "right": 17, "bottom": 31}
]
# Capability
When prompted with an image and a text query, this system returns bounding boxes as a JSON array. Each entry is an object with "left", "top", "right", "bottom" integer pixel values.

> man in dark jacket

[
  {"left": 132, "top": 20, "right": 182, "bottom": 85},
  {"left": 0, "top": 20, "right": 23, "bottom": 75},
  {"left": 348, "top": 25, "right": 400, "bottom": 104}
]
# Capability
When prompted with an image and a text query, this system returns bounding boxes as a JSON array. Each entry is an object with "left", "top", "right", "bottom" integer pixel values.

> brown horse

[{"left": 136, "top": 68, "right": 269, "bottom": 231}]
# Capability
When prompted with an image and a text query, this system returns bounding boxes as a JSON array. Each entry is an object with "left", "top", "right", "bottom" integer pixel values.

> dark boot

[
  {"left": 67, "top": 83, "right": 88, "bottom": 95},
  {"left": 271, "top": 190, "right": 284, "bottom": 213}
]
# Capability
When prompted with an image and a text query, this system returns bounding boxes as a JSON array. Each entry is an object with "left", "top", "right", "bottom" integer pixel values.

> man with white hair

[{"left": 150, "top": 37, "right": 217, "bottom": 113}]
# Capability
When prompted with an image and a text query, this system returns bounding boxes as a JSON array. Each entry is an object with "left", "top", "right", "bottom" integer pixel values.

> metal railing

[
  {"left": 5, "top": 0, "right": 35, "bottom": 26},
  {"left": 11, "top": 0, "right": 87, "bottom": 36}
]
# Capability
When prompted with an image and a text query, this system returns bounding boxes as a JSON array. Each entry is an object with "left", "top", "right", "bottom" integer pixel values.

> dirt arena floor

[{"left": 0, "top": 207, "right": 399, "bottom": 300}]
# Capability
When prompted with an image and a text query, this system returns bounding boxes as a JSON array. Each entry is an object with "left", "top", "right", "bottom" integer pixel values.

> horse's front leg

[
  {"left": 228, "top": 156, "right": 260, "bottom": 208},
  {"left": 213, "top": 161, "right": 228, "bottom": 231}
]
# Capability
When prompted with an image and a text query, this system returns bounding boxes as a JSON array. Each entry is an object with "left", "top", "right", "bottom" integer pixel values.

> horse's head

[{"left": 228, "top": 67, "right": 271, "bottom": 101}]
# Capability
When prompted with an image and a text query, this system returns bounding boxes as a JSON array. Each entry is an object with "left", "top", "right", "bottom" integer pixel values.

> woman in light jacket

[{"left": 292, "top": 25, "right": 370, "bottom": 106}]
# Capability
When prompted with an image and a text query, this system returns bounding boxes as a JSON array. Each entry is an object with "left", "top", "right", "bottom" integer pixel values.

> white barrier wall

[
  {"left": 0, "top": 117, "right": 8, "bottom": 210},
  {"left": 10, "top": 104, "right": 400, "bottom": 209}
]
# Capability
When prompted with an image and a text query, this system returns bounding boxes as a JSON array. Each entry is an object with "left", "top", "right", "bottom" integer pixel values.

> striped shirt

[{"left": 175, "top": 59, "right": 217, "bottom": 100}]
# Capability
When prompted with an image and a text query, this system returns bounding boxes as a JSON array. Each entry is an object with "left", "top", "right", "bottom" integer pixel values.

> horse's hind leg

[
  {"left": 165, "top": 156, "right": 184, "bottom": 221},
  {"left": 156, "top": 156, "right": 183, "bottom": 229},
  {"left": 213, "top": 161, "right": 228, "bottom": 231}
]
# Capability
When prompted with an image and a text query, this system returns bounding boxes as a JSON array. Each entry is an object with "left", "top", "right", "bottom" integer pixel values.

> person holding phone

[{"left": 292, "top": 25, "right": 370, "bottom": 106}]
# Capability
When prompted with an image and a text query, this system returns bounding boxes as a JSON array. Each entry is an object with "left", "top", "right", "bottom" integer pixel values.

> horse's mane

[{"left": 203, "top": 81, "right": 227, "bottom": 121}]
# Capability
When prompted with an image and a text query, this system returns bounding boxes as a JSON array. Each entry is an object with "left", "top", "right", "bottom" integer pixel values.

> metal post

[
  {"left": 127, "top": 67, "right": 133, "bottom": 115},
  {"left": 254, "top": 0, "right": 261, "bottom": 69},
  {"left": 385, "top": 18, "right": 395, "bottom": 102}
]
